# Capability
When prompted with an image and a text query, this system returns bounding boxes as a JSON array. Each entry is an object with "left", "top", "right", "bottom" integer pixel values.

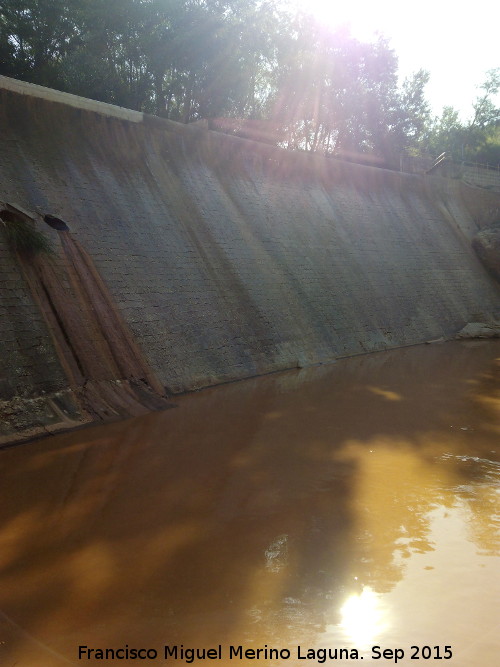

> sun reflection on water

[{"left": 340, "top": 585, "right": 389, "bottom": 648}]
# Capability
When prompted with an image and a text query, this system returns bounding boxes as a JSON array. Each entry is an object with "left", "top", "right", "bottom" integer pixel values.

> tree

[
  {"left": 268, "top": 16, "right": 402, "bottom": 160},
  {"left": 471, "top": 68, "right": 500, "bottom": 129},
  {"left": 0, "top": 0, "right": 440, "bottom": 169},
  {"left": 0, "top": 0, "right": 83, "bottom": 88},
  {"left": 424, "top": 69, "right": 500, "bottom": 165},
  {"left": 425, "top": 105, "right": 466, "bottom": 159},
  {"left": 382, "top": 69, "right": 430, "bottom": 164}
]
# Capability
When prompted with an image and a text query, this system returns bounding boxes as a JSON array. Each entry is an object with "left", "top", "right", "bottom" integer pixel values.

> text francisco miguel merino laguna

[{"left": 78, "top": 644, "right": 447, "bottom": 662}]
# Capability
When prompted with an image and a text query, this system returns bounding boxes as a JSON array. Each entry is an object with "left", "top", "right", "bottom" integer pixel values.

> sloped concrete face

[{"left": 1, "top": 76, "right": 500, "bottom": 441}]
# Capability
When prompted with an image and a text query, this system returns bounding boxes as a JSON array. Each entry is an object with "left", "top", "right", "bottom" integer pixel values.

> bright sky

[{"left": 288, "top": 0, "right": 500, "bottom": 120}]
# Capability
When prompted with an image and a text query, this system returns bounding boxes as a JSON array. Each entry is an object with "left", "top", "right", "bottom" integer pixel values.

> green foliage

[
  {"left": 0, "top": 0, "right": 282, "bottom": 118},
  {"left": 424, "top": 69, "right": 500, "bottom": 165},
  {"left": 1, "top": 214, "right": 53, "bottom": 257},
  {"left": 473, "top": 123, "right": 500, "bottom": 165},
  {"left": 423, "top": 106, "right": 465, "bottom": 161},
  {"left": 0, "top": 0, "right": 83, "bottom": 88},
  {"left": 386, "top": 70, "right": 430, "bottom": 156},
  {"left": 267, "top": 18, "right": 400, "bottom": 157},
  {"left": 471, "top": 68, "right": 500, "bottom": 129}
]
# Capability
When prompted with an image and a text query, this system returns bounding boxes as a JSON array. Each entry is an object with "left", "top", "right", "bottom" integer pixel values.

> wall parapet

[{"left": 0, "top": 74, "right": 145, "bottom": 123}]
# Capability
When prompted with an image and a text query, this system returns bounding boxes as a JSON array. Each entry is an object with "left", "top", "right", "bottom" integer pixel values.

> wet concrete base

[
  {"left": 0, "top": 389, "right": 85, "bottom": 446},
  {"left": 0, "top": 341, "right": 499, "bottom": 665},
  {"left": 0, "top": 380, "right": 175, "bottom": 447}
]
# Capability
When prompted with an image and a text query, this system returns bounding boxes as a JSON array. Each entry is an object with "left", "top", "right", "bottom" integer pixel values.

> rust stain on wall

[
  {"left": 23, "top": 232, "right": 170, "bottom": 418},
  {"left": 1, "top": 204, "right": 171, "bottom": 442}
]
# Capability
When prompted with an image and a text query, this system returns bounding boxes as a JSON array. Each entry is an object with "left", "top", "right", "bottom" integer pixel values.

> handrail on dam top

[
  {"left": 400, "top": 148, "right": 500, "bottom": 191},
  {"left": 426, "top": 152, "right": 448, "bottom": 174}
]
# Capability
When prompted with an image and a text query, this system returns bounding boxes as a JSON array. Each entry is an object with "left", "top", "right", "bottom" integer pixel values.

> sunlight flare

[
  {"left": 288, "top": 0, "right": 392, "bottom": 42},
  {"left": 340, "top": 586, "right": 389, "bottom": 647}
]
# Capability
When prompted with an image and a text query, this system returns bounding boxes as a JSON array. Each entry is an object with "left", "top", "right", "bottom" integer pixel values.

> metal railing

[
  {"left": 426, "top": 152, "right": 447, "bottom": 173},
  {"left": 401, "top": 148, "right": 500, "bottom": 174}
]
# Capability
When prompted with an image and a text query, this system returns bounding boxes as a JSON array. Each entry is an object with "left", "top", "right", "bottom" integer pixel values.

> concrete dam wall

[{"left": 1, "top": 76, "right": 500, "bottom": 443}]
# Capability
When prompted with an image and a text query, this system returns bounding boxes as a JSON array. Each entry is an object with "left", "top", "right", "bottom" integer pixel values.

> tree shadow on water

[{"left": 0, "top": 340, "right": 500, "bottom": 664}]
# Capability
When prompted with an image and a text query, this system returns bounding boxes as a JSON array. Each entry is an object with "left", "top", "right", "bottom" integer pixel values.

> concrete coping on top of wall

[
  {"left": 0, "top": 74, "right": 234, "bottom": 143},
  {"left": 0, "top": 74, "right": 145, "bottom": 123}
]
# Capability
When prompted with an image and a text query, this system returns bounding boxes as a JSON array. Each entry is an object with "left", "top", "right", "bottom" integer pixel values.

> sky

[{"left": 288, "top": 0, "right": 500, "bottom": 120}]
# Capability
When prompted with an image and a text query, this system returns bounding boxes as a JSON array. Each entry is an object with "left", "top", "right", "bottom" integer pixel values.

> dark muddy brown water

[{"left": 1, "top": 341, "right": 500, "bottom": 666}]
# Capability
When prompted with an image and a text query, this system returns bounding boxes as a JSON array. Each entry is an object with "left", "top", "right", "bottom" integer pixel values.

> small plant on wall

[{"left": 0, "top": 210, "right": 53, "bottom": 257}]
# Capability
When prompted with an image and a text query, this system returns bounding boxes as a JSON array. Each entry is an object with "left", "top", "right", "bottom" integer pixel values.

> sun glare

[
  {"left": 289, "top": 0, "right": 391, "bottom": 42},
  {"left": 340, "top": 586, "right": 389, "bottom": 647},
  {"left": 288, "top": 0, "right": 500, "bottom": 118}
]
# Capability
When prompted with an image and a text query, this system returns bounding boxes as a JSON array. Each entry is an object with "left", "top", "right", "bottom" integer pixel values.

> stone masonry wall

[{"left": 1, "top": 76, "right": 500, "bottom": 441}]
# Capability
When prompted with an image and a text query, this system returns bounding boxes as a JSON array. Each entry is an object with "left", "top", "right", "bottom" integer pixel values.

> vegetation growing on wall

[{"left": 0, "top": 210, "right": 53, "bottom": 256}]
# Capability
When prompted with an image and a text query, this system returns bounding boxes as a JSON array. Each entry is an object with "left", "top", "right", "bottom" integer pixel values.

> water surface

[{"left": 1, "top": 341, "right": 499, "bottom": 665}]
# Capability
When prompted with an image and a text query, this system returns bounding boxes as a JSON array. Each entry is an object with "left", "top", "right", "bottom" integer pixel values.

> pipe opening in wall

[{"left": 44, "top": 214, "right": 69, "bottom": 231}]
